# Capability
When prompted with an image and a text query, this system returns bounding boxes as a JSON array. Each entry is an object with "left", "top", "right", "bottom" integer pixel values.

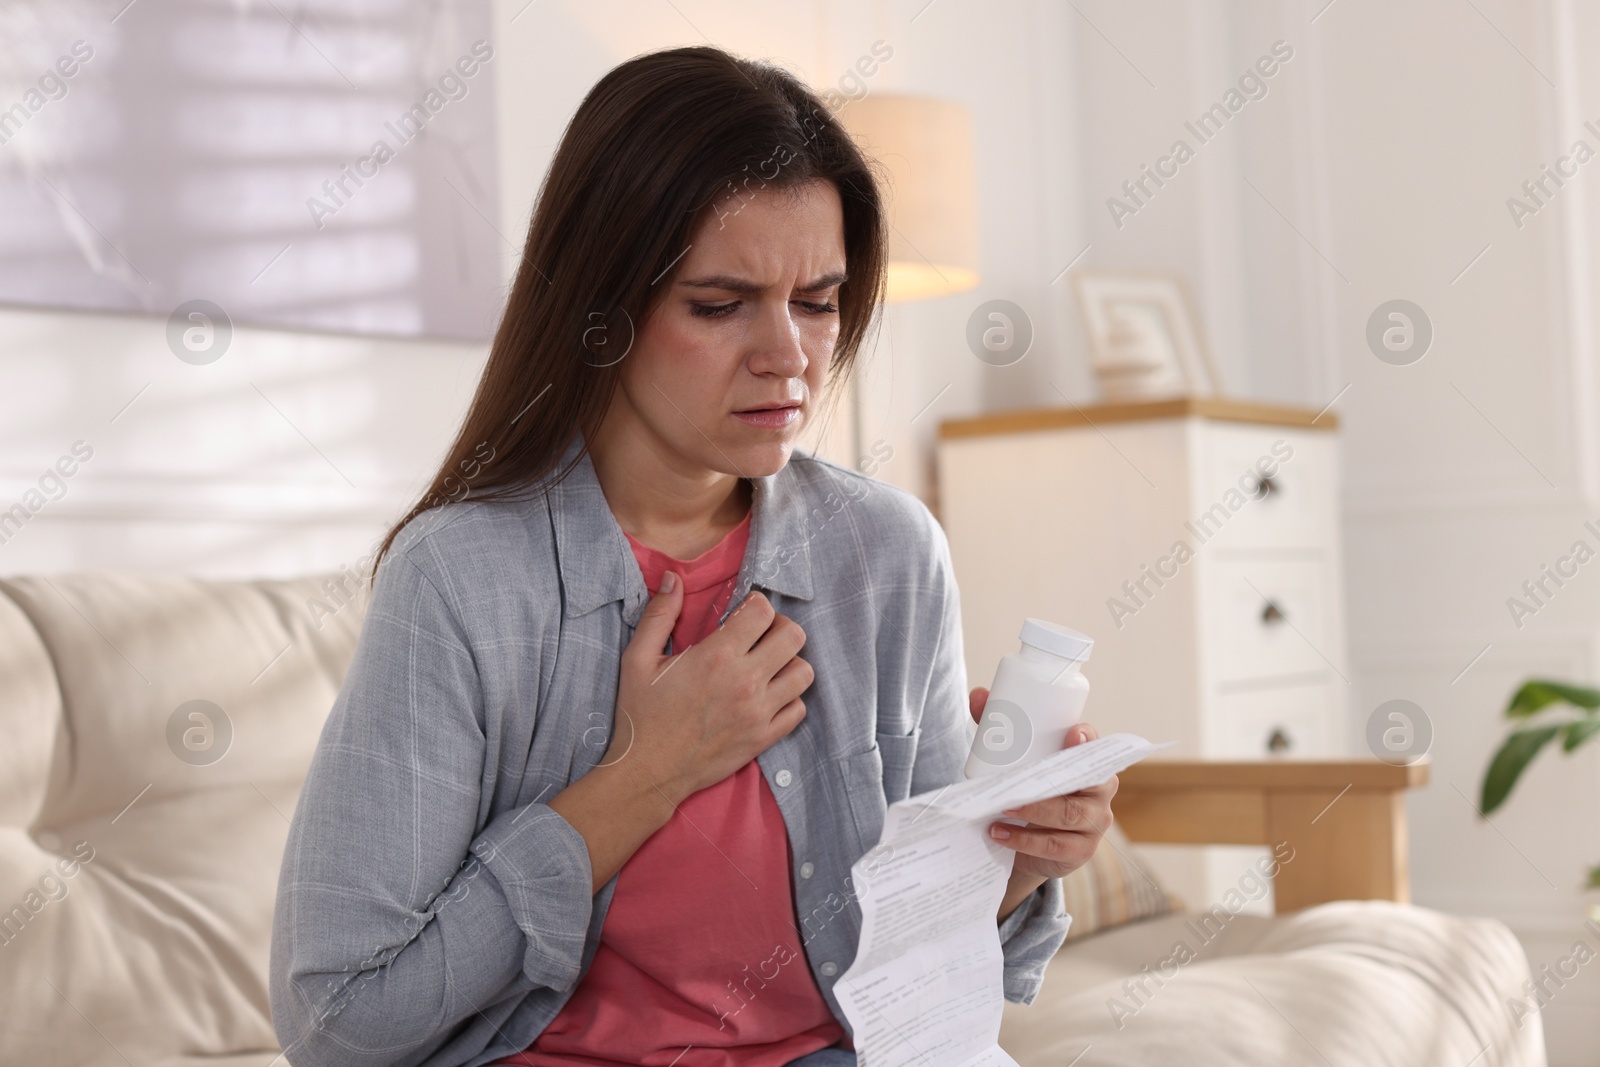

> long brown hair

[{"left": 370, "top": 45, "right": 887, "bottom": 579}]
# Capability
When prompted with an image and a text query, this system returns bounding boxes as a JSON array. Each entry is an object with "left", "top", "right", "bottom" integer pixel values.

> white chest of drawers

[{"left": 935, "top": 398, "right": 1348, "bottom": 764}]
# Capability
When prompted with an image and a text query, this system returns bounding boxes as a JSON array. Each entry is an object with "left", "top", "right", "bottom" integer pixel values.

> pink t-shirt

[{"left": 495, "top": 507, "right": 846, "bottom": 1066}]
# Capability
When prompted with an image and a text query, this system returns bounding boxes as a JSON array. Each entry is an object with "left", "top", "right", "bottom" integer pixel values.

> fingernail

[
  {"left": 1001, "top": 808, "right": 1020, "bottom": 816},
  {"left": 661, "top": 570, "right": 677, "bottom": 593},
  {"left": 990, "top": 825, "right": 1011, "bottom": 840}
]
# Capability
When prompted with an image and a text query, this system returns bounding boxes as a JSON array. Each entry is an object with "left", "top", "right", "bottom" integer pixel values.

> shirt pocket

[
  {"left": 834, "top": 727, "right": 920, "bottom": 860},
  {"left": 873, "top": 726, "right": 921, "bottom": 805}
]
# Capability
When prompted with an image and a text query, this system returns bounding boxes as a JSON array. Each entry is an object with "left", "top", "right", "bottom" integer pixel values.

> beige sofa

[{"left": 0, "top": 573, "right": 1547, "bottom": 1066}]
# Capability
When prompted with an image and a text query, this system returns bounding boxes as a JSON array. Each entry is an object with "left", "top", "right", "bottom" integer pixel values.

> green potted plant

[{"left": 1480, "top": 678, "right": 1600, "bottom": 899}]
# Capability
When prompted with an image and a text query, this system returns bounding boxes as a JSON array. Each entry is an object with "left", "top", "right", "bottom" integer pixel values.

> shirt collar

[{"left": 548, "top": 429, "right": 817, "bottom": 624}]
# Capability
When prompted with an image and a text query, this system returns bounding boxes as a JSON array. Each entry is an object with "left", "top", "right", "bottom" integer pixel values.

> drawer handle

[
  {"left": 1266, "top": 727, "right": 1292, "bottom": 754},
  {"left": 1260, "top": 600, "right": 1287, "bottom": 625},
  {"left": 1246, "top": 474, "right": 1279, "bottom": 501}
]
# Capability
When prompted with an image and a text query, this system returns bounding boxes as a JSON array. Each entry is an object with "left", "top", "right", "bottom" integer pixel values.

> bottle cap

[{"left": 1019, "top": 618, "right": 1093, "bottom": 663}]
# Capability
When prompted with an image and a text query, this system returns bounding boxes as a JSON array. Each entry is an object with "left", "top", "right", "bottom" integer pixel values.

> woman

[{"left": 269, "top": 44, "right": 1116, "bottom": 1067}]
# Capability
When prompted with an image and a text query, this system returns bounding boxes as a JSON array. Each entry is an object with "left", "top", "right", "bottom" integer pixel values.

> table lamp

[{"left": 836, "top": 93, "right": 981, "bottom": 302}]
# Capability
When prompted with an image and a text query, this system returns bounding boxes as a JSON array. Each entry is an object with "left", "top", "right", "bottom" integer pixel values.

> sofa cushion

[
  {"left": 0, "top": 583, "right": 63, "bottom": 829},
  {"left": 1059, "top": 823, "right": 1176, "bottom": 942},
  {"left": 1020, "top": 909, "right": 1276, "bottom": 1001},
  {"left": 998, "top": 900, "right": 1546, "bottom": 1066},
  {"left": 0, "top": 572, "right": 365, "bottom": 1066}
]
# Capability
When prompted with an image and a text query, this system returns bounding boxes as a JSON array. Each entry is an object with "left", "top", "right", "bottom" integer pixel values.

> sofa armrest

[{"left": 1112, "top": 759, "right": 1430, "bottom": 913}]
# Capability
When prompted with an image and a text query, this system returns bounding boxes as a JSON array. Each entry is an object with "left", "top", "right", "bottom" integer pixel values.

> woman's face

[{"left": 607, "top": 177, "right": 847, "bottom": 480}]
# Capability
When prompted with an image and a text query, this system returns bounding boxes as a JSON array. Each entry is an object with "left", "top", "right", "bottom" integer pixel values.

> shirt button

[
  {"left": 799, "top": 861, "right": 814, "bottom": 879},
  {"left": 820, "top": 961, "right": 838, "bottom": 977},
  {"left": 775, "top": 769, "right": 793, "bottom": 787}
]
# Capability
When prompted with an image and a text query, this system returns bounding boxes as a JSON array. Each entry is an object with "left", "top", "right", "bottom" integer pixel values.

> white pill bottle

[{"left": 964, "top": 619, "right": 1093, "bottom": 778}]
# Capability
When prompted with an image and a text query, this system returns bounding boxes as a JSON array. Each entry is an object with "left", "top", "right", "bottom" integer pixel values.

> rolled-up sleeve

[
  {"left": 269, "top": 549, "right": 592, "bottom": 1067},
  {"left": 911, "top": 512, "right": 1071, "bottom": 1007}
]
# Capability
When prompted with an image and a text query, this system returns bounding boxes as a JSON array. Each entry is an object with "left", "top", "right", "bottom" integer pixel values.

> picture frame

[{"left": 1069, "top": 269, "right": 1222, "bottom": 401}]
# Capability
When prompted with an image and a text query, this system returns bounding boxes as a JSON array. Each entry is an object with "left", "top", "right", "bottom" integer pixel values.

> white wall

[
  {"left": 0, "top": 0, "right": 1080, "bottom": 576},
  {"left": 1059, "top": 1, "right": 1600, "bottom": 1061},
  {"left": 3, "top": 0, "right": 1596, "bottom": 1060}
]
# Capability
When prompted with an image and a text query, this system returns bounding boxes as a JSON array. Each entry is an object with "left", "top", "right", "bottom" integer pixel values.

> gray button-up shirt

[{"left": 269, "top": 431, "right": 1070, "bottom": 1067}]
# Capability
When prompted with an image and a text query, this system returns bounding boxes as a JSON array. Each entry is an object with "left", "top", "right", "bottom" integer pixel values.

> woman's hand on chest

[{"left": 607, "top": 574, "right": 815, "bottom": 804}]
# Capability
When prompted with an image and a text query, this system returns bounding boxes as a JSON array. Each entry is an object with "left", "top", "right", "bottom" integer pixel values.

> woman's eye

[{"left": 690, "top": 298, "right": 837, "bottom": 317}]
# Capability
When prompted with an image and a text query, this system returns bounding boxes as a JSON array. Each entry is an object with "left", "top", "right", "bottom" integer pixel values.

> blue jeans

[{"left": 783, "top": 1049, "right": 857, "bottom": 1067}]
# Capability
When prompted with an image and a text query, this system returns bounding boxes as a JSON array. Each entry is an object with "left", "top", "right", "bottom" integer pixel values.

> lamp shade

[{"left": 837, "top": 93, "right": 981, "bottom": 302}]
